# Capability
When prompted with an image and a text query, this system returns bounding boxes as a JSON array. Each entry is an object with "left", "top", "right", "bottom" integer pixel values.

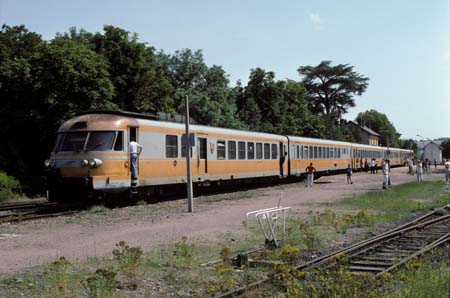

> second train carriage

[{"left": 45, "top": 111, "right": 412, "bottom": 201}]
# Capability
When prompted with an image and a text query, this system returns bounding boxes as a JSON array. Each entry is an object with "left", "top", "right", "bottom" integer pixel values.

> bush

[{"left": 0, "top": 171, "right": 20, "bottom": 202}]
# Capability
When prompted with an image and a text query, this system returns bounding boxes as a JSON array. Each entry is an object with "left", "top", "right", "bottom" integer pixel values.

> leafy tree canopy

[{"left": 298, "top": 61, "right": 369, "bottom": 120}]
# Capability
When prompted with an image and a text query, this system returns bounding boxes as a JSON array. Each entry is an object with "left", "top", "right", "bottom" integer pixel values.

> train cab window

[
  {"left": 114, "top": 131, "right": 123, "bottom": 151},
  {"left": 60, "top": 131, "right": 88, "bottom": 152},
  {"left": 165, "top": 135, "right": 178, "bottom": 158},
  {"left": 264, "top": 143, "right": 270, "bottom": 159},
  {"left": 247, "top": 142, "right": 255, "bottom": 159},
  {"left": 217, "top": 140, "right": 226, "bottom": 160},
  {"left": 256, "top": 143, "right": 263, "bottom": 159},
  {"left": 228, "top": 141, "right": 236, "bottom": 160},
  {"left": 271, "top": 144, "right": 277, "bottom": 159},
  {"left": 238, "top": 142, "right": 246, "bottom": 160},
  {"left": 86, "top": 131, "right": 117, "bottom": 151}
]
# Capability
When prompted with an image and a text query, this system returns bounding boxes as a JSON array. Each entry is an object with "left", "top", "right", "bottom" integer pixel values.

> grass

[
  {"left": 319, "top": 181, "right": 450, "bottom": 223},
  {"left": 1, "top": 181, "right": 449, "bottom": 297}
]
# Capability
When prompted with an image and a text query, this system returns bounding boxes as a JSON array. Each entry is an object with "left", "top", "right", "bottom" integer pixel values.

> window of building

[
  {"left": 256, "top": 143, "right": 263, "bottom": 159},
  {"left": 165, "top": 135, "right": 178, "bottom": 158},
  {"left": 264, "top": 143, "right": 270, "bottom": 159},
  {"left": 217, "top": 140, "right": 226, "bottom": 159},
  {"left": 271, "top": 144, "right": 277, "bottom": 159},
  {"left": 228, "top": 141, "right": 236, "bottom": 160},
  {"left": 238, "top": 141, "right": 246, "bottom": 160},
  {"left": 247, "top": 142, "right": 255, "bottom": 159}
]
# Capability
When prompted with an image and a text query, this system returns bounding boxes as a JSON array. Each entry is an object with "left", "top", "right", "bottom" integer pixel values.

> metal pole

[{"left": 185, "top": 95, "right": 194, "bottom": 212}]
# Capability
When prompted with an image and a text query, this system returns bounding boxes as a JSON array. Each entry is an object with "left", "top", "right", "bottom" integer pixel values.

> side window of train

[
  {"left": 256, "top": 143, "right": 263, "bottom": 159},
  {"left": 264, "top": 143, "right": 270, "bottom": 159},
  {"left": 238, "top": 142, "right": 246, "bottom": 160},
  {"left": 217, "top": 140, "right": 226, "bottom": 160},
  {"left": 228, "top": 141, "right": 236, "bottom": 160},
  {"left": 313, "top": 146, "right": 317, "bottom": 159},
  {"left": 165, "top": 135, "right": 178, "bottom": 158},
  {"left": 296, "top": 145, "right": 300, "bottom": 159},
  {"left": 247, "top": 142, "right": 255, "bottom": 160},
  {"left": 271, "top": 143, "right": 277, "bottom": 159},
  {"left": 114, "top": 131, "right": 123, "bottom": 151}
]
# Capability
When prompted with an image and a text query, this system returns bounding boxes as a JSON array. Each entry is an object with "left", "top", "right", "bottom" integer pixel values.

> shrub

[
  {"left": 45, "top": 257, "right": 74, "bottom": 298},
  {"left": 82, "top": 267, "right": 116, "bottom": 298},
  {"left": 112, "top": 241, "right": 143, "bottom": 289},
  {"left": 0, "top": 171, "right": 20, "bottom": 202}
]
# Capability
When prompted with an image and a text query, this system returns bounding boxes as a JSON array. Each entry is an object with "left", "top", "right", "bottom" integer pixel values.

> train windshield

[
  {"left": 85, "top": 131, "right": 116, "bottom": 151},
  {"left": 60, "top": 132, "right": 88, "bottom": 152},
  {"left": 57, "top": 131, "right": 117, "bottom": 152}
]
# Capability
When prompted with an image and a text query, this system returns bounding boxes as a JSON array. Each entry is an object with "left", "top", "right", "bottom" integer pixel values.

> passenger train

[{"left": 45, "top": 111, "right": 412, "bottom": 201}]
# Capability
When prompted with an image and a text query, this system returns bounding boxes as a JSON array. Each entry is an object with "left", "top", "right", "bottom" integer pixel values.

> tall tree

[
  {"left": 156, "top": 49, "right": 243, "bottom": 128},
  {"left": 64, "top": 26, "right": 175, "bottom": 112},
  {"left": 355, "top": 109, "right": 401, "bottom": 147},
  {"left": 298, "top": 61, "right": 369, "bottom": 120},
  {"left": 237, "top": 68, "right": 323, "bottom": 136},
  {"left": 441, "top": 139, "right": 450, "bottom": 159}
]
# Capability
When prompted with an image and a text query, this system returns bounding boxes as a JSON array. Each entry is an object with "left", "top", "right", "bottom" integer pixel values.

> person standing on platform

[
  {"left": 346, "top": 164, "right": 353, "bottom": 184},
  {"left": 305, "top": 163, "right": 316, "bottom": 187},
  {"left": 370, "top": 158, "right": 376, "bottom": 174},
  {"left": 416, "top": 160, "right": 423, "bottom": 182},
  {"left": 444, "top": 159, "right": 450, "bottom": 185}
]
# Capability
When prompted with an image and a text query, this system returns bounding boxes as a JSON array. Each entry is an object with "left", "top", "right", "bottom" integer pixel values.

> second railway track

[
  {"left": 0, "top": 201, "right": 83, "bottom": 223},
  {"left": 217, "top": 204, "right": 450, "bottom": 298}
]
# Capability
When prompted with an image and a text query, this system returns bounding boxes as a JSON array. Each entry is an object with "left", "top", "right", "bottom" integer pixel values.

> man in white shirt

[{"left": 129, "top": 139, "right": 143, "bottom": 180}]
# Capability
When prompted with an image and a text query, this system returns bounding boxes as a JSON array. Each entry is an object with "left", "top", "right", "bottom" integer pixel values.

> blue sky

[{"left": 1, "top": 0, "right": 449, "bottom": 140}]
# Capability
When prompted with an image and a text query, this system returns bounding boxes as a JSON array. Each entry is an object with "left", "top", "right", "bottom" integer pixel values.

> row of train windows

[
  {"left": 165, "top": 135, "right": 349, "bottom": 161},
  {"left": 293, "top": 145, "right": 347, "bottom": 160},
  {"left": 165, "top": 135, "right": 278, "bottom": 160},
  {"left": 354, "top": 150, "right": 409, "bottom": 159}
]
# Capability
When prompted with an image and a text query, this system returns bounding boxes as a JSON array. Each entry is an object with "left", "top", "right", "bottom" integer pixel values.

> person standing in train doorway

[
  {"left": 129, "top": 138, "right": 143, "bottom": 180},
  {"left": 280, "top": 152, "right": 287, "bottom": 178},
  {"left": 305, "top": 163, "right": 316, "bottom": 187}
]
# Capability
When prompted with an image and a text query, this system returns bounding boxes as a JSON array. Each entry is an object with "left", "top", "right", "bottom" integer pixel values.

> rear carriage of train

[{"left": 287, "top": 136, "right": 352, "bottom": 175}]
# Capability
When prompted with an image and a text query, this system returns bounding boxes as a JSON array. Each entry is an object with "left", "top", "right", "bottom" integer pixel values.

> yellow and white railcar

[{"left": 45, "top": 111, "right": 412, "bottom": 201}]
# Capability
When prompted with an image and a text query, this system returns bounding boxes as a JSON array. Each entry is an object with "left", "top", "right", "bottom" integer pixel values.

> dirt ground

[{"left": 0, "top": 166, "right": 446, "bottom": 276}]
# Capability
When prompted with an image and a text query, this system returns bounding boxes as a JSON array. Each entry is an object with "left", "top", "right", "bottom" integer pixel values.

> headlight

[
  {"left": 81, "top": 160, "right": 89, "bottom": 167},
  {"left": 44, "top": 159, "right": 51, "bottom": 168},
  {"left": 88, "top": 158, "right": 103, "bottom": 168}
]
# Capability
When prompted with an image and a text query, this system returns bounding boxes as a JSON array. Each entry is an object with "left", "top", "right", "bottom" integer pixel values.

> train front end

[{"left": 45, "top": 113, "right": 137, "bottom": 201}]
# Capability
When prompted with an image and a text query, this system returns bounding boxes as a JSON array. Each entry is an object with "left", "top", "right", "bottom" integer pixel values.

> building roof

[
  {"left": 349, "top": 121, "right": 381, "bottom": 137},
  {"left": 416, "top": 140, "right": 442, "bottom": 150},
  {"left": 423, "top": 141, "right": 443, "bottom": 150}
]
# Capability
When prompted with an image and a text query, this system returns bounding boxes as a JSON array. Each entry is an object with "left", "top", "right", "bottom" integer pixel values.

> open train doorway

[{"left": 197, "top": 137, "right": 207, "bottom": 175}]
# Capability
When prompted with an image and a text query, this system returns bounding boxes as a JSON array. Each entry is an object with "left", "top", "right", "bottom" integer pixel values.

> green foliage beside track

[{"left": 0, "top": 170, "right": 20, "bottom": 202}]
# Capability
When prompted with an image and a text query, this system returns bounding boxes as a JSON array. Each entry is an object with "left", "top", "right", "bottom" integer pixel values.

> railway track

[
  {"left": 0, "top": 201, "right": 82, "bottom": 223},
  {"left": 217, "top": 205, "right": 450, "bottom": 298}
]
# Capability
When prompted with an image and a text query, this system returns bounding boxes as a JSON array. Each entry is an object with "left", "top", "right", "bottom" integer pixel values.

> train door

[
  {"left": 197, "top": 137, "right": 207, "bottom": 175},
  {"left": 279, "top": 142, "right": 288, "bottom": 177}
]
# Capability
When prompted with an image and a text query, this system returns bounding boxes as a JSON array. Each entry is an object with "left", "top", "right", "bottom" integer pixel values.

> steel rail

[{"left": 215, "top": 208, "right": 450, "bottom": 298}]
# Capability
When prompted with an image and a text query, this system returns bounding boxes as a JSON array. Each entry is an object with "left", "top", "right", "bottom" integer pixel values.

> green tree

[
  {"left": 59, "top": 26, "right": 175, "bottom": 113},
  {"left": 355, "top": 109, "right": 401, "bottom": 147},
  {"left": 298, "top": 61, "right": 369, "bottom": 120},
  {"left": 156, "top": 49, "right": 243, "bottom": 128},
  {"left": 236, "top": 68, "right": 323, "bottom": 136}
]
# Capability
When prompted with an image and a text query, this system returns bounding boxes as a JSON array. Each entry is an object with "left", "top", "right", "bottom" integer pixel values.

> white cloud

[{"left": 308, "top": 12, "right": 323, "bottom": 31}]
